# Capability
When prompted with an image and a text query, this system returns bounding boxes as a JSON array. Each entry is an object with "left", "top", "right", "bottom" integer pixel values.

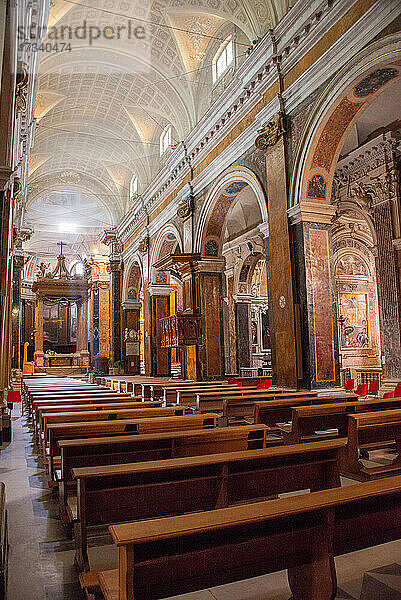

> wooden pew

[
  {"left": 254, "top": 394, "right": 356, "bottom": 425},
  {"left": 179, "top": 386, "right": 283, "bottom": 410},
  {"left": 339, "top": 409, "right": 401, "bottom": 480},
  {"left": 58, "top": 424, "right": 269, "bottom": 522},
  {"left": 281, "top": 397, "right": 401, "bottom": 445},
  {"left": 160, "top": 381, "right": 228, "bottom": 405},
  {"left": 196, "top": 390, "right": 321, "bottom": 419},
  {"left": 46, "top": 413, "right": 220, "bottom": 482},
  {"left": 81, "top": 475, "right": 401, "bottom": 600},
  {"left": 73, "top": 438, "right": 345, "bottom": 571},
  {"left": 32, "top": 395, "right": 136, "bottom": 426},
  {"left": 0, "top": 483, "right": 8, "bottom": 600},
  {"left": 221, "top": 390, "right": 324, "bottom": 422},
  {"left": 37, "top": 401, "right": 163, "bottom": 437},
  {"left": 41, "top": 407, "right": 189, "bottom": 449}
]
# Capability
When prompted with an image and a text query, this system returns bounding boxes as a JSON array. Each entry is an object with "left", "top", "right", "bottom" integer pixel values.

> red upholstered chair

[
  {"left": 7, "top": 391, "right": 21, "bottom": 403},
  {"left": 227, "top": 378, "right": 236, "bottom": 384},
  {"left": 256, "top": 382, "right": 265, "bottom": 389},
  {"left": 368, "top": 380, "right": 379, "bottom": 395},
  {"left": 394, "top": 382, "right": 401, "bottom": 398},
  {"left": 237, "top": 382, "right": 243, "bottom": 387},
  {"left": 355, "top": 383, "right": 368, "bottom": 398},
  {"left": 265, "top": 379, "right": 273, "bottom": 389},
  {"left": 383, "top": 391, "right": 395, "bottom": 399},
  {"left": 344, "top": 379, "right": 354, "bottom": 392}
]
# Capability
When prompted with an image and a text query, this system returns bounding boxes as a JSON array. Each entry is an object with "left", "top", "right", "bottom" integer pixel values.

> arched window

[
  {"left": 130, "top": 175, "right": 138, "bottom": 197},
  {"left": 212, "top": 36, "right": 233, "bottom": 83},
  {"left": 160, "top": 126, "right": 172, "bottom": 156}
]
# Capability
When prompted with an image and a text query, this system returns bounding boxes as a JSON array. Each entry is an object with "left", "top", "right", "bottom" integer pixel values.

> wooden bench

[
  {"left": 41, "top": 407, "right": 189, "bottom": 449},
  {"left": 73, "top": 438, "right": 345, "bottom": 571},
  {"left": 37, "top": 401, "right": 163, "bottom": 439},
  {"left": 281, "top": 397, "right": 401, "bottom": 444},
  {"left": 46, "top": 413, "right": 220, "bottom": 482},
  {"left": 160, "top": 381, "right": 229, "bottom": 405},
  {"left": 221, "top": 390, "right": 325, "bottom": 422},
  {"left": 254, "top": 394, "right": 358, "bottom": 425},
  {"left": 339, "top": 409, "right": 401, "bottom": 480},
  {"left": 0, "top": 483, "right": 8, "bottom": 600},
  {"left": 57, "top": 424, "right": 268, "bottom": 518},
  {"left": 82, "top": 474, "right": 401, "bottom": 600},
  {"left": 178, "top": 386, "right": 283, "bottom": 410},
  {"left": 32, "top": 395, "right": 136, "bottom": 426}
]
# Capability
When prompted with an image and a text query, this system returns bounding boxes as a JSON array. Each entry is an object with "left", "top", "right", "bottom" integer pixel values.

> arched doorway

[
  {"left": 122, "top": 258, "right": 143, "bottom": 374},
  {"left": 147, "top": 227, "right": 183, "bottom": 377},
  {"left": 199, "top": 167, "right": 270, "bottom": 377}
]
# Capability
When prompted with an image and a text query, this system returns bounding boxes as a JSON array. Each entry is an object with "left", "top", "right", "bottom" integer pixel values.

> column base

[{"left": 34, "top": 351, "right": 44, "bottom": 368}]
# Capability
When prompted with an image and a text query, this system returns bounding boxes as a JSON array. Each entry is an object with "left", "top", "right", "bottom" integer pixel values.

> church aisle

[{"left": 2, "top": 405, "right": 401, "bottom": 600}]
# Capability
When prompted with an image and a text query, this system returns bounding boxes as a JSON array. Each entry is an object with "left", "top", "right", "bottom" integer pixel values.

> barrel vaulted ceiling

[{"left": 25, "top": 0, "right": 297, "bottom": 257}]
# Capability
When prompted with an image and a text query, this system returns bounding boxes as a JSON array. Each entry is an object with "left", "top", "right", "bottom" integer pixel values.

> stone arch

[
  {"left": 149, "top": 223, "right": 183, "bottom": 283},
  {"left": 290, "top": 33, "right": 401, "bottom": 208},
  {"left": 122, "top": 254, "right": 144, "bottom": 302},
  {"left": 195, "top": 166, "right": 268, "bottom": 254}
]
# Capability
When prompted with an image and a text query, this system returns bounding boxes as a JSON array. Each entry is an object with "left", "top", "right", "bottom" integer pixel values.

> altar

[
  {"left": 32, "top": 243, "right": 90, "bottom": 372},
  {"left": 44, "top": 353, "right": 81, "bottom": 367}
]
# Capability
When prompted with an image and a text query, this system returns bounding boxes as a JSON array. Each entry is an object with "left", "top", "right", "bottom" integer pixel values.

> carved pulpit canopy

[{"left": 153, "top": 253, "right": 202, "bottom": 277}]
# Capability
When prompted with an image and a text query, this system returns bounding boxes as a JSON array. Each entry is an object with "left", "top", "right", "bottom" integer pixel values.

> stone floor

[{"left": 2, "top": 405, "right": 401, "bottom": 599}]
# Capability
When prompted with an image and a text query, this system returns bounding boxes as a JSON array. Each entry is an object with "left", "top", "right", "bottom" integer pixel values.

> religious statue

[
  {"left": 36, "top": 262, "right": 50, "bottom": 278},
  {"left": 255, "top": 112, "right": 286, "bottom": 150}
]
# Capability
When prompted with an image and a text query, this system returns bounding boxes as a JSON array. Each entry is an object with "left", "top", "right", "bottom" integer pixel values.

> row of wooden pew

[{"left": 22, "top": 375, "right": 401, "bottom": 600}]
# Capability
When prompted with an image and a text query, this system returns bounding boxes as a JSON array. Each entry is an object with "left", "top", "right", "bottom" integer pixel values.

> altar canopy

[{"left": 32, "top": 244, "right": 89, "bottom": 371}]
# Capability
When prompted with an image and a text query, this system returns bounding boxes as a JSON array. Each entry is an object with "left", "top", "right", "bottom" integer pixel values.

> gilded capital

[
  {"left": 177, "top": 195, "right": 194, "bottom": 220},
  {"left": 255, "top": 112, "right": 286, "bottom": 150},
  {"left": 16, "top": 64, "right": 28, "bottom": 114},
  {"left": 138, "top": 236, "right": 150, "bottom": 254}
]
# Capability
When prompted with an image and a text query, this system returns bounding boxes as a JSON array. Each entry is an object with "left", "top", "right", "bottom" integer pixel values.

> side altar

[{"left": 32, "top": 244, "right": 90, "bottom": 371}]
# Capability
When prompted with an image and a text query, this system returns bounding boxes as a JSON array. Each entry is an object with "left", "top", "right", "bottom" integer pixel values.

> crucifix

[{"left": 57, "top": 241, "right": 65, "bottom": 256}]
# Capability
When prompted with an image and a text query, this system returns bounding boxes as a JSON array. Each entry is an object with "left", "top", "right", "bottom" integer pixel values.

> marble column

[
  {"left": 255, "top": 113, "right": 298, "bottom": 388},
  {"left": 34, "top": 295, "right": 44, "bottom": 367},
  {"left": 77, "top": 296, "right": 89, "bottom": 365},
  {"left": 11, "top": 249, "right": 24, "bottom": 369},
  {"left": 373, "top": 203, "right": 401, "bottom": 382},
  {"left": 109, "top": 257, "right": 123, "bottom": 365},
  {"left": 234, "top": 295, "right": 253, "bottom": 373},
  {"left": 149, "top": 284, "right": 171, "bottom": 377},
  {"left": 288, "top": 204, "right": 340, "bottom": 389},
  {"left": 197, "top": 258, "right": 225, "bottom": 381}
]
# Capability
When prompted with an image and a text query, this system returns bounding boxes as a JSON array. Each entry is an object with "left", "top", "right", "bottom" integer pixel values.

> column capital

[
  {"left": 148, "top": 283, "right": 173, "bottom": 297},
  {"left": 122, "top": 300, "right": 142, "bottom": 311},
  {"left": 234, "top": 294, "right": 254, "bottom": 304},
  {"left": 287, "top": 202, "right": 337, "bottom": 225},
  {"left": 255, "top": 110, "right": 286, "bottom": 152},
  {"left": 197, "top": 256, "right": 225, "bottom": 273}
]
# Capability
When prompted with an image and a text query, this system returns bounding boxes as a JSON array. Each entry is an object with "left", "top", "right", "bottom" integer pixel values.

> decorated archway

[{"left": 288, "top": 33, "right": 401, "bottom": 389}]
